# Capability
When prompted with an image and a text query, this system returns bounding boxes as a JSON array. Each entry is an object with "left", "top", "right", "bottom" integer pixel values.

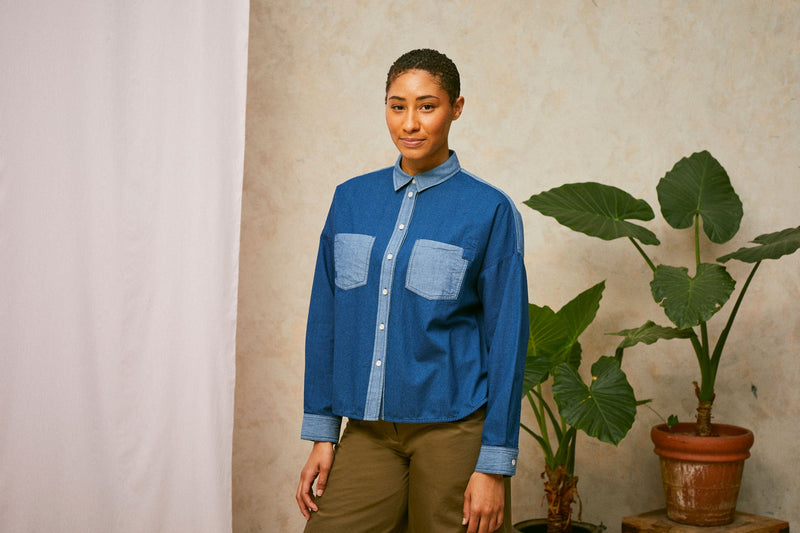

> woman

[{"left": 296, "top": 49, "right": 528, "bottom": 533}]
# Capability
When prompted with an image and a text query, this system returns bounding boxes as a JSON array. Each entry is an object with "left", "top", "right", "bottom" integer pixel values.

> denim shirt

[{"left": 301, "top": 152, "right": 529, "bottom": 476}]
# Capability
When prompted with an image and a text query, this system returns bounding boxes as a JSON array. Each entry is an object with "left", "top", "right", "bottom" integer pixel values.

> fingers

[
  {"left": 463, "top": 494, "right": 504, "bottom": 533},
  {"left": 295, "top": 484, "right": 311, "bottom": 520},
  {"left": 316, "top": 468, "right": 329, "bottom": 498},
  {"left": 296, "top": 468, "right": 318, "bottom": 520},
  {"left": 465, "top": 513, "right": 502, "bottom": 533},
  {"left": 297, "top": 442, "right": 336, "bottom": 520},
  {"left": 461, "top": 491, "right": 471, "bottom": 529},
  {"left": 463, "top": 472, "right": 504, "bottom": 533},
  {"left": 296, "top": 462, "right": 321, "bottom": 519},
  {"left": 464, "top": 510, "right": 502, "bottom": 533}
]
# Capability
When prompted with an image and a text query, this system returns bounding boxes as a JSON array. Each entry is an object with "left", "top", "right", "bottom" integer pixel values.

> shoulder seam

[{"left": 460, "top": 170, "right": 524, "bottom": 255}]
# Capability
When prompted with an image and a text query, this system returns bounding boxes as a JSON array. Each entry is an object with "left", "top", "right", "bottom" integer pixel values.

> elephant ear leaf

[
  {"left": 656, "top": 150, "right": 743, "bottom": 244},
  {"left": 523, "top": 281, "right": 606, "bottom": 394},
  {"left": 717, "top": 226, "right": 800, "bottom": 263},
  {"left": 610, "top": 320, "right": 695, "bottom": 351},
  {"left": 523, "top": 303, "right": 565, "bottom": 393},
  {"left": 552, "top": 357, "right": 636, "bottom": 445},
  {"left": 556, "top": 281, "right": 605, "bottom": 344},
  {"left": 522, "top": 357, "right": 552, "bottom": 395},
  {"left": 524, "top": 182, "right": 659, "bottom": 245},
  {"left": 527, "top": 303, "right": 564, "bottom": 359},
  {"left": 650, "top": 264, "right": 736, "bottom": 329}
]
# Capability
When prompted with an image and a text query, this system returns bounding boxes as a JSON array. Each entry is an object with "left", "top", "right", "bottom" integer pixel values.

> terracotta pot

[{"left": 651, "top": 422, "right": 754, "bottom": 526}]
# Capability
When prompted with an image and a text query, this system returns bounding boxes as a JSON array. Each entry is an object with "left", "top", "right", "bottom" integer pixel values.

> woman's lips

[{"left": 400, "top": 138, "right": 424, "bottom": 148}]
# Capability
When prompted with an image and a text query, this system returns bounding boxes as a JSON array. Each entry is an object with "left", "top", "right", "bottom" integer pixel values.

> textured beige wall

[{"left": 234, "top": 1, "right": 800, "bottom": 531}]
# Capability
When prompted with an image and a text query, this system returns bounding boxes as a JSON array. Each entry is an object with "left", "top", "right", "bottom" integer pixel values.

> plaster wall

[{"left": 235, "top": 1, "right": 800, "bottom": 530}]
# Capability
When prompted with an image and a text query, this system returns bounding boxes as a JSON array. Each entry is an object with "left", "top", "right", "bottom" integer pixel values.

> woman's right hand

[{"left": 296, "top": 441, "right": 335, "bottom": 520}]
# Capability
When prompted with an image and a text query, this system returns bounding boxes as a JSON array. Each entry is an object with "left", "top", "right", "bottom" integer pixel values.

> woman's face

[{"left": 385, "top": 69, "right": 464, "bottom": 176}]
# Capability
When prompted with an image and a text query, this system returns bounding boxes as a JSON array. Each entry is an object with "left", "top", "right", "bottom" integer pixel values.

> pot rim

[
  {"left": 513, "top": 518, "right": 606, "bottom": 533},
  {"left": 651, "top": 422, "right": 754, "bottom": 462}
]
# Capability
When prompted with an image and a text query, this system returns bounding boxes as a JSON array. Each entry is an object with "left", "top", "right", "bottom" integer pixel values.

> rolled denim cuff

[
  {"left": 300, "top": 413, "right": 342, "bottom": 443},
  {"left": 475, "top": 445, "right": 518, "bottom": 476}
]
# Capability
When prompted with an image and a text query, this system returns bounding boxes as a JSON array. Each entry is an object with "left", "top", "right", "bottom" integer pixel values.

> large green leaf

[
  {"left": 717, "top": 226, "right": 800, "bottom": 263},
  {"left": 522, "top": 357, "right": 553, "bottom": 394},
  {"left": 656, "top": 150, "right": 743, "bottom": 243},
  {"left": 564, "top": 342, "right": 583, "bottom": 372},
  {"left": 650, "top": 264, "right": 736, "bottom": 329},
  {"left": 557, "top": 281, "right": 605, "bottom": 344},
  {"left": 526, "top": 303, "right": 565, "bottom": 359},
  {"left": 523, "top": 282, "right": 605, "bottom": 394},
  {"left": 524, "top": 304, "right": 567, "bottom": 393},
  {"left": 524, "top": 182, "right": 660, "bottom": 245},
  {"left": 610, "top": 320, "right": 696, "bottom": 350},
  {"left": 552, "top": 357, "right": 636, "bottom": 445}
]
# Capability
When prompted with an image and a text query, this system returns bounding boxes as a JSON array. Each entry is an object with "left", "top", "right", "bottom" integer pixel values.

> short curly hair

[{"left": 385, "top": 49, "right": 461, "bottom": 105}]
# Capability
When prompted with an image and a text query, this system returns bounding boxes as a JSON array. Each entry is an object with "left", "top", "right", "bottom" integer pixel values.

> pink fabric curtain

[{"left": 0, "top": 2, "right": 249, "bottom": 531}]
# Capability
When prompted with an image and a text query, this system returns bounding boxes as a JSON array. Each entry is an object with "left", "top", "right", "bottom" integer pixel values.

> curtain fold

[{"left": 0, "top": 2, "right": 249, "bottom": 531}]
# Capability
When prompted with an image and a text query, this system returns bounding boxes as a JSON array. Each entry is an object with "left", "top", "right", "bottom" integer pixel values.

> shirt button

[
  {"left": 382, "top": 288, "right": 388, "bottom": 295},
  {"left": 375, "top": 360, "right": 382, "bottom": 367},
  {"left": 398, "top": 224, "right": 405, "bottom": 230},
  {"left": 511, "top": 459, "right": 517, "bottom": 466},
  {"left": 386, "top": 253, "right": 393, "bottom": 260},
  {"left": 379, "top": 323, "right": 385, "bottom": 330},
  {"left": 407, "top": 191, "right": 413, "bottom": 198}
]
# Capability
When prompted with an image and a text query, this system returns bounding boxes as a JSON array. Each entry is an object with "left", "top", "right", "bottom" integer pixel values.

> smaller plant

[
  {"left": 522, "top": 281, "right": 639, "bottom": 533},
  {"left": 524, "top": 150, "right": 800, "bottom": 437}
]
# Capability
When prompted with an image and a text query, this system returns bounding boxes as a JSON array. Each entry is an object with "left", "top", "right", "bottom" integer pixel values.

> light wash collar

[{"left": 392, "top": 151, "right": 461, "bottom": 192}]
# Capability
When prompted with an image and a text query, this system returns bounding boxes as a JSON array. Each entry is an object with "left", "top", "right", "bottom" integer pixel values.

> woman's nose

[{"left": 403, "top": 111, "right": 419, "bottom": 132}]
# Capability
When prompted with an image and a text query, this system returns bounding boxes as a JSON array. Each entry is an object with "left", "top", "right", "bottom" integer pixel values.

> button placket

[{"left": 362, "top": 181, "right": 417, "bottom": 420}]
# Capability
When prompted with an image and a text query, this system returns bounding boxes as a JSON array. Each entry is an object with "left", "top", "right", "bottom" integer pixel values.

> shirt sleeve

[
  {"left": 474, "top": 203, "right": 529, "bottom": 476},
  {"left": 300, "top": 199, "right": 342, "bottom": 443}
]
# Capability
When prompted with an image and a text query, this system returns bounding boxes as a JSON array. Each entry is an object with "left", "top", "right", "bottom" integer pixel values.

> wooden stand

[{"left": 622, "top": 509, "right": 789, "bottom": 533}]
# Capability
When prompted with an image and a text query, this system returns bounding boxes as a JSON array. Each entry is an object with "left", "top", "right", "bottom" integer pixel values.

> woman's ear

[{"left": 452, "top": 96, "right": 465, "bottom": 120}]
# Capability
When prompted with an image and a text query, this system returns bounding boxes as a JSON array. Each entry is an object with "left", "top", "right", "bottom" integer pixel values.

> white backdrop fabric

[{"left": 0, "top": 2, "right": 248, "bottom": 531}]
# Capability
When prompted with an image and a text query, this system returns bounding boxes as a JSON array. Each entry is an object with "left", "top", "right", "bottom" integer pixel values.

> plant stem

[
  {"left": 534, "top": 386, "right": 554, "bottom": 463},
  {"left": 565, "top": 428, "right": 576, "bottom": 477},
  {"left": 629, "top": 236, "right": 656, "bottom": 272},
  {"left": 697, "top": 321, "right": 713, "bottom": 400},
  {"left": 692, "top": 213, "right": 716, "bottom": 403},
  {"left": 696, "top": 401, "right": 713, "bottom": 436},
  {"left": 711, "top": 261, "right": 761, "bottom": 371}
]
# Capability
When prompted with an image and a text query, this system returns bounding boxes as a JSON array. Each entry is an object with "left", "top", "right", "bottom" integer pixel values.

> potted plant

[
  {"left": 515, "top": 281, "right": 639, "bottom": 533},
  {"left": 523, "top": 150, "right": 800, "bottom": 526}
]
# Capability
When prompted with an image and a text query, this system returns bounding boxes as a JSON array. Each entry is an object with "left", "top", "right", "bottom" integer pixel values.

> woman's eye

[{"left": 421, "top": 104, "right": 435, "bottom": 111}]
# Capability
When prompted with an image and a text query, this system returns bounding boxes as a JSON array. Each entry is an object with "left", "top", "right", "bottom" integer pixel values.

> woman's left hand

[{"left": 462, "top": 472, "right": 504, "bottom": 533}]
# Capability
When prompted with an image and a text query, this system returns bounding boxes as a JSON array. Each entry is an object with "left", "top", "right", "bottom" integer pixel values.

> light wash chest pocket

[
  {"left": 334, "top": 233, "right": 375, "bottom": 290},
  {"left": 405, "top": 239, "right": 469, "bottom": 300}
]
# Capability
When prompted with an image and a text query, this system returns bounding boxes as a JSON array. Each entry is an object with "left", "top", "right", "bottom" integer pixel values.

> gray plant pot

[{"left": 513, "top": 518, "right": 607, "bottom": 533}]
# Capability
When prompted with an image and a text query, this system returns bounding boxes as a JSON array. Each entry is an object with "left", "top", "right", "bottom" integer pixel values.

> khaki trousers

[{"left": 304, "top": 409, "right": 512, "bottom": 533}]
